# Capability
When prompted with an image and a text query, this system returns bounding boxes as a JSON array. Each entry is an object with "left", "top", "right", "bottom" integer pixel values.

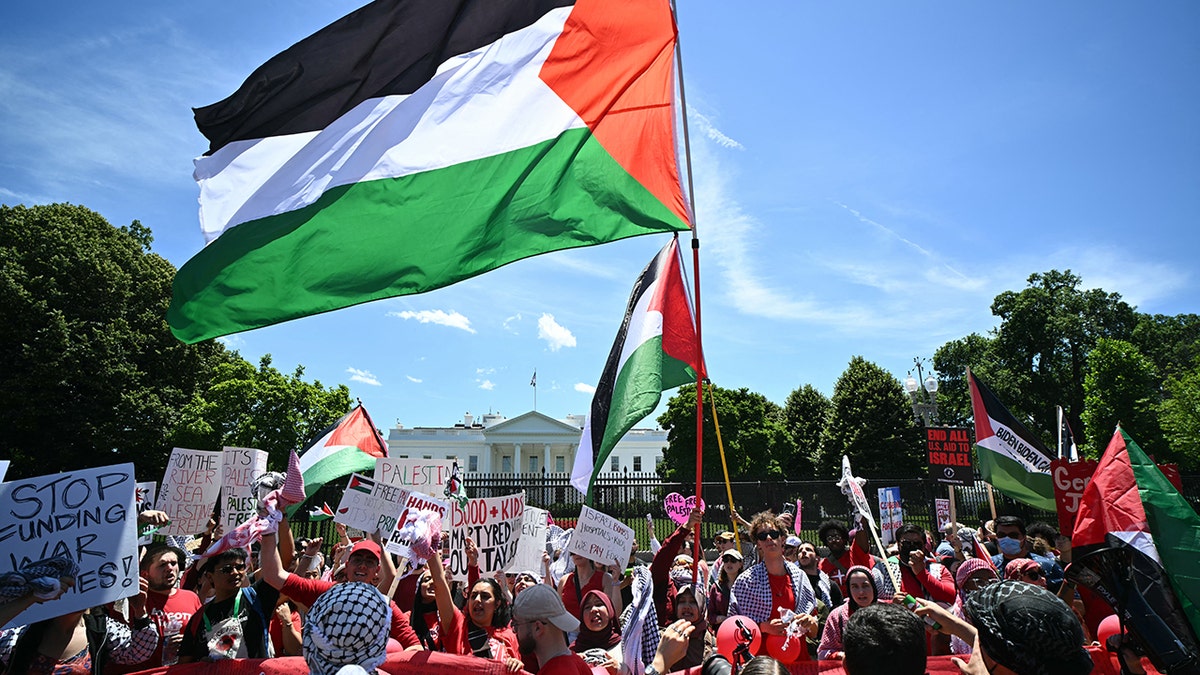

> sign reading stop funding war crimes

[
  {"left": 569, "top": 505, "right": 635, "bottom": 569},
  {"left": 220, "top": 446, "right": 268, "bottom": 529},
  {"left": 159, "top": 448, "right": 222, "bottom": 536},
  {"left": 136, "top": 482, "right": 158, "bottom": 545},
  {"left": 507, "top": 506, "right": 549, "bottom": 574},
  {"left": 334, "top": 474, "right": 409, "bottom": 536},
  {"left": 877, "top": 487, "right": 902, "bottom": 545},
  {"left": 0, "top": 464, "right": 138, "bottom": 628},
  {"left": 927, "top": 427, "right": 972, "bottom": 485},
  {"left": 444, "top": 494, "right": 524, "bottom": 582},
  {"left": 375, "top": 458, "right": 456, "bottom": 492}
]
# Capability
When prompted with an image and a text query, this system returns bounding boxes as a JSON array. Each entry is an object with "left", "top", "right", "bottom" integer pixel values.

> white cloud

[
  {"left": 502, "top": 313, "right": 522, "bottom": 333},
  {"left": 346, "top": 367, "right": 381, "bottom": 386},
  {"left": 406, "top": 375, "right": 422, "bottom": 384},
  {"left": 575, "top": 382, "right": 596, "bottom": 394},
  {"left": 216, "top": 335, "right": 245, "bottom": 350},
  {"left": 537, "top": 313, "right": 576, "bottom": 351},
  {"left": 478, "top": 379, "right": 495, "bottom": 391},
  {"left": 388, "top": 309, "right": 475, "bottom": 333},
  {"left": 476, "top": 367, "right": 495, "bottom": 375},
  {"left": 691, "top": 111, "right": 744, "bottom": 150}
]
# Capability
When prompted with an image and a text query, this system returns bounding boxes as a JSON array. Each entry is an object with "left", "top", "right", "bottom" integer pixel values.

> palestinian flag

[
  {"left": 966, "top": 369, "right": 1056, "bottom": 511},
  {"left": 572, "top": 237, "right": 703, "bottom": 500},
  {"left": 308, "top": 503, "right": 335, "bottom": 521},
  {"left": 168, "top": 0, "right": 690, "bottom": 344},
  {"left": 298, "top": 405, "right": 388, "bottom": 503},
  {"left": 1068, "top": 427, "right": 1200, "bottom": 671}
]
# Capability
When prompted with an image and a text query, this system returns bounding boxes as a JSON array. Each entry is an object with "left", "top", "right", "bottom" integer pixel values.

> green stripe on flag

[
  {"left": 302, "top": 448, "right": 378, "bottom": 500},
  {"left": 170, "top": 129, "right": 688, "bottom": 343},
  {"left": 975, "top": 445, "right": 1056, "bottom": 511}
]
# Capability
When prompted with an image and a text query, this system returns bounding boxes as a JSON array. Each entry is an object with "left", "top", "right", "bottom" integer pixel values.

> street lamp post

[{"left": 904, "top": 357, "right": 939, "bottom": 427}]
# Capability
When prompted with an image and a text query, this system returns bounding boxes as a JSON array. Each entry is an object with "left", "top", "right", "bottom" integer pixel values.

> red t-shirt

[
  {"left": 269, "top": 606, "right": 303, "bottom": 656},
  {"left": 441, "top": 605, "right": 520, "bottom": 664},
  {"left": 106, "top": 589, "right": 204, "bottom": 674},
  {"left": 818, "top": 545, "right": 876, "bottom": 596},
  {"left": 280, "top": 575, "right": 419, "bottom": 647},
  {"left": 539, "top": 652, "right": 594, "bottom": 675},
  {"left": 560, "top": 571, "right": 605, "bottom": 621},
  {"left": 753, "top": 573, "right": 809, "bottom": 662}
]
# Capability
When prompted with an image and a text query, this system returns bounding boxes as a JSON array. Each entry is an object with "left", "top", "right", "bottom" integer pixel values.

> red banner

[{"left": 1051, "top": 458, "right": 1182, "bottom": 535}]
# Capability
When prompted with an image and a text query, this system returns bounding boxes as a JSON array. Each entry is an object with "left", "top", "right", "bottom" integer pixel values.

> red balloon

[
  {"left": 716, "top": 616, "right": 761, "bottom": 661},
  {"left": 764, "top": 633, "right": 805, "bottom": 664}
]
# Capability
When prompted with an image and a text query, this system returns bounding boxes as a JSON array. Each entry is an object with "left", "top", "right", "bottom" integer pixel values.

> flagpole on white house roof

[{"left": 670, "top": 0, "right": 707, "bottom": 584}]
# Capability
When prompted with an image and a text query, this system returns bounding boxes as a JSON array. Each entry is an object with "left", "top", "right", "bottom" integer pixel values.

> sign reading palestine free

[{"left": 927, "top": 426, "right": 972, "bottom": 485}]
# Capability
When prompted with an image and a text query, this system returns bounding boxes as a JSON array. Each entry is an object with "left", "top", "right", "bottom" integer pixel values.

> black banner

[{"left": 926, "top": 426, "right": 972, "bottom": 485}]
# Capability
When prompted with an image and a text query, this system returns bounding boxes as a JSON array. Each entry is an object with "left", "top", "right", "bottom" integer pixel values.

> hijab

[{"left": 572, "top": 589, "right": 622, "bottom": 652}]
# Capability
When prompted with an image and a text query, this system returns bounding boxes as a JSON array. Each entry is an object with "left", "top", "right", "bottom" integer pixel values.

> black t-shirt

[
  {"left": 807, "top": 571, "right": 843, "bottom": 608},
  {"left": 179, "top": 580, "right": 280, "bottom": 660}
]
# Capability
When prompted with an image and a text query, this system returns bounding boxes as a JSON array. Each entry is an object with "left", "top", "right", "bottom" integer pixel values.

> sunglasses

[
  {"left": 722, "top": 557, "right": 741, "bottom": 564},
  {"left": 997, "top": 531, "right": 1023, "bottom": 539},
  {"left": 755, "top": 530, "right": 783, "bottom": 541},
  {"left": 217, "top": 563, "right": 247, "bottom": 574}
]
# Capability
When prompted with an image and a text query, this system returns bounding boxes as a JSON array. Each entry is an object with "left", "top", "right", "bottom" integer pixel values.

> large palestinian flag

[
  {"left": 1068, "top": 427, "right": 1200, "bottom": 671},
  {"left": 572, "top": 237, "right": 703, "bottom": 499},
  {"left": 168, "top": 0, "right": 691, "bottom": 344},
  {"left": 966, "top": 368, "right": 1056, "bottom": 511},
  {"left": 298, "top": 404, "right": 389, "bottom": 503}
]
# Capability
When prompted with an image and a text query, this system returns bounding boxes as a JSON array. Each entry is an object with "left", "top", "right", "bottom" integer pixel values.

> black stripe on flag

[{"left": 194, "top": 0, "right": 575, "bottom": 155}]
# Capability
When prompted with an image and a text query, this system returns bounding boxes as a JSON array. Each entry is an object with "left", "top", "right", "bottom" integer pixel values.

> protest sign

[
  {"left": 334, "top": 474, "right": 411, "bottom": 536},
  {"left": 507, "top": 506, "right": 549, "bottom": 573},
  {"left": 0, "top": 464, "right": 138, "bottom": 628},
  {"left": 663, "top": 493, "right": 705, "bottom": 526},
  {"left": 877, "top": 487, "right": 902, "bottom": 545},
  {"left": 375, "top": 458, "right": 456, "bottom": 492},
  {"left": 569, "top": 505, "right": 635, "bottom": 569},
  {"left": 926, "top": 427, "right": 972, "bottom": 485},
  {"left": 443, "top": 494, "right": 524, "bottom": 582},
  {"left": 385, "top": 491, "right": 451, "bottom": 564},
  {"left": 794, "top": 499, "right": 803, "bottom": 535},
  {"left": 934, "top": 498, "right": 951, "bottom": 531},
  {"left": 136, "top": 482, "right": 159, "bottom": 545},
  {"left": 159, "top": 448, "right": 221, "bottom": 536},
  {"left": 220, "top": 446, "right": 268, "bottom": 529}
]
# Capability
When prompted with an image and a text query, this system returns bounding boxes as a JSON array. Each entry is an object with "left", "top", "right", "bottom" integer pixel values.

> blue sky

[{"left": 2, "top": 1, "right": 1197, "bottom": 434}]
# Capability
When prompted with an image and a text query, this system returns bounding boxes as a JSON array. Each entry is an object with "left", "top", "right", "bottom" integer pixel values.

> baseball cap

[
  {"left": 673, "top": 554, "right": 694, "bottom": 565},
  {"left": 720, "top": 550, "right": 743, "bottom": 562},
  {"left": 513, "top": 584, "right": 580, "bottom": 633},
  {"left": 714, "top": 531, "right": 736, "bottom": 542},
  {"left": 785, "top": 535, "right": 802, "bottom": 548},
  {"left": 348, "top": 540, "right": 382, "bottom": 561}
]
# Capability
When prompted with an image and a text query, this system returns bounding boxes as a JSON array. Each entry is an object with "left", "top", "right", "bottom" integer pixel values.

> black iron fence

[{"left": 292, "top": 471, "right": 1199, "bottom": 555}]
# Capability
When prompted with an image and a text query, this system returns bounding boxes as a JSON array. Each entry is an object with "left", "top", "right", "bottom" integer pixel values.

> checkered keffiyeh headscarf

[
  {"left": 964, "top": 580, "right": 1092, "bottom": 675},
  {"left": 303, "top": 582, "right": 392, "bottom": 675}
]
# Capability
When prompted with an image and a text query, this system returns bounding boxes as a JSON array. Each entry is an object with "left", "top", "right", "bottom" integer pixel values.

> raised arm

[
  {"left": 428, "top": 548, "right": 459, "bottom": 641},
  {"left": 258, "top": 531, "right": 291, "bottom": 590}
]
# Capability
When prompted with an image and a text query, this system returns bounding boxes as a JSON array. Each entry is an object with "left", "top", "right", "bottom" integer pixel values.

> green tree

[
  {"left": 982, "top": 270, "right": 1136, "bottom": 443},
  {"left": 782, "top": 384, "right": 829, "bottom": 476},
  {"left": 1131, "top": 313, "right": 1200, "bottom": 381},
  {"left": 0, "top": 204, "right": 231, "bottom": 479},
  {"left": 1081, "top": 338, "right": 1163, "bottom": 459},
  {"left": 657, "top": 384, "right": 792, "bottom": 484},
  {"left": 815, "top": 356, "right": 924, "bottom": 478},
  {"left": 168, "top": 354, "right": 352, "bottom": 472},
  {"left": 1160, "top": 359, "right": 1200, "bottom": 471}
]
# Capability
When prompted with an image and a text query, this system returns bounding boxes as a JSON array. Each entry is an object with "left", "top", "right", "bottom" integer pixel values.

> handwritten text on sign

[
  {"left": 445, "top": 494, "right": 524, "bottom": 582},
  {"left": 334, "top": 474, "right": 409, "bottom": 536},
  {"left": 385, "top": 491, "right": 451, "bottom": 565},
  {"left": 220, "top": 446, "right": 268, "bottom": 529},
  {"left": 568, "top": 505, "right": 635, "bottom": 568},
  {"left": 159, "top": 448, "right": 221, "bottom": 536},
  {"left": 506, "top": 506, "right": 549, "bottom": 574},
  {"left": 375, "top": 458, "right": 456, "bottom": 491},
  {"left": 877, "top": 487, "right": 903, "bottom": 545},
  {"left": 0, "top": 464, "right": 138, "bottom": 628}
]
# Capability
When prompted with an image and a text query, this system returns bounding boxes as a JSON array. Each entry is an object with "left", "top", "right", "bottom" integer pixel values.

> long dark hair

[
  {"left": 470, "top": 577, "right": 511, "bottom": 628},
  {"left": 411, "top": 572, "right": 441, "bottom": 651}
]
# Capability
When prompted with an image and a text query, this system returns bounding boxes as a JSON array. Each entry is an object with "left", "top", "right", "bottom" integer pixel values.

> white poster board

[
  {"left": 374, "top": 458, "right": 456, "bottom": 492},
  {"left": 934, "top": 498, "right": 952, "bottom": 532},
  {"left": 158, "top": 448, "right": 221, "bottom": 536},
  {"left": 384, "top": 492, "right": 451, "bottom": 564},
  {"left": 877, "top": 487, "right": 903, "bottom": 546},
  {"left": 220, "top": 446, "right": 269, "bottom": 529},
  {"left": 0, "top": 464, "right": 139, "bottom": 628},
  {"left": 333, "top": 474, "right": 410, "bottom": 537},
  {"left": 444, "top": 494, "right": 524, "bottom": 582},
  {"left": 136, "top": 481, "right": 159, "bottom": 545},
  {"left": 506, "top": 506, "right": 549, "bottom": 574},
  {"left": 568, "top": 505, "right": 634, "bottom": 568}
]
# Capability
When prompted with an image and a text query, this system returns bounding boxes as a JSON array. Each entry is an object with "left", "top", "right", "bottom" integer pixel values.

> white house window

[
  {"left": 469, "top": 455, "right": 478, "bottom": 472},
  {"left": 610, "top": 455, "right": 619, "bottom": 472},
  {"left": 528, "top": 456, "right": 539, "bottom": 473},
  {"left": 501, "top": 456, "right": 512, "bottom": 473},
  {"left": 555, "top": 456, "right": 565, "bottom": 473},
  {"left": 633, "top": 456, "right": 642, "bottom": 472}
]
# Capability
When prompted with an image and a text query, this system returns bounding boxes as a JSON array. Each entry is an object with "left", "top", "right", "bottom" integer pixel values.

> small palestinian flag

[
  {"left": 308, "top": 503, "right": 335, "bottom": 521},
  {"left": 1068, "top": 427, "right": 1200, "bottom": 672},
  {"left": 346, "top": 474, "right": 375, "bottom": 496}
]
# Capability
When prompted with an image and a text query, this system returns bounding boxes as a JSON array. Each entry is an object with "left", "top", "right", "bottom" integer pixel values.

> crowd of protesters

[{"left": 0, "top": 498, "right": 1167, "bottom": 675}]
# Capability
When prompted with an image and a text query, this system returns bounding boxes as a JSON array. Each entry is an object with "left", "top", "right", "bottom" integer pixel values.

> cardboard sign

[
  {"left": 0, "top": 464, "right": 138, "bottom": 628},
  {"left": 158, "top": 448, "right": 221, "bottom": 536},
  {"left": 334, "top": 474, "right": 410, "bottom": 537},
  {"left": 568, "top": 505, "right": 635, "bottom": 569},
  {"left": 385, "top": 491, "right": 451, "bottom": 565},
  {"left": 927, "top": 427, "right": 972, "bottom": 485},
  {"left": 374, "top": 458, "right": 457, "bottom": 492},
  {"left": 219, "top": 446, "right": 268, "bottom": 530},
  {"left": 877, "top": 487, "right": 903, "bottom": 545},
  {"left": 444, "top": 494, "right": 524, "bottom": 582},
  {"left": 136, "top": 482, "right": 158, "bottom": 545},
  {"left": 663, "top": 493, "right": 705, "bottom": 526},
  {"left": 507, "top": 506, "right": 549, "bottom": 574},
  {"left": 934, "top": 498, "right": 951, "bottom": 532}
]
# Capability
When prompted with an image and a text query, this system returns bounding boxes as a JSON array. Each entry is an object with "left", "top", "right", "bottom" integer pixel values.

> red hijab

[{"left": 571, "top": 590, "right": 621, "bottom": 651}]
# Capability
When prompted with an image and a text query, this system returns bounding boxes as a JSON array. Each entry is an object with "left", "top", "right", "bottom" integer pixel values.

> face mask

[{"left": 998, "top": 536, "right": 1023, "bottom": 556}]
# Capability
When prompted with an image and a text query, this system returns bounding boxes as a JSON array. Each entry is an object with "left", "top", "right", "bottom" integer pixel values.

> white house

[{"left": 386, "top": 410, "right": 668, "bottom": 477}]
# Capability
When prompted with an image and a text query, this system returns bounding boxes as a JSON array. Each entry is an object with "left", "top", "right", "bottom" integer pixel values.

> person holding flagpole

[{"left": 729, "top": 511, "right": 818, "bottom": 660}]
